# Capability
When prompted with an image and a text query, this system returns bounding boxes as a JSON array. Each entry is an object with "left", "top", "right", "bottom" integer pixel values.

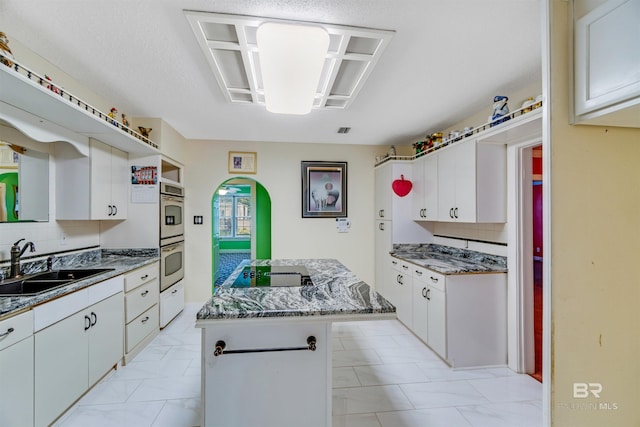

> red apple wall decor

[{"left": 392, "top": 175, "right": 412, "bottom": 197}]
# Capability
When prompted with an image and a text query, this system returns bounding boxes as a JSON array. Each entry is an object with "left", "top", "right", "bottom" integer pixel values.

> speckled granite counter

[
  {"left": 0, "top": 248, "right": 159, "bottom": 319},
  {"left": 196, "top": 258, "right": 395, "bottom": 322},
  {"left": 390, "top": 243, "right": 507, "bottom": 275}
]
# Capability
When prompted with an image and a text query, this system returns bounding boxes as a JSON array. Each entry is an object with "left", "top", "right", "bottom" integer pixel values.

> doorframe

[{"left": 507, "top": 141, "right": 540, "bottom": 375}]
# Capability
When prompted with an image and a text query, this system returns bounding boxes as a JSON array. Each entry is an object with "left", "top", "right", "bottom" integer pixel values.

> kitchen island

[{"left": 196, "top": 258, "right": 395, "bottom": 427}]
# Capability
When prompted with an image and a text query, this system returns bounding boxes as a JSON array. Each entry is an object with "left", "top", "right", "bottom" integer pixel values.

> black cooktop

[{"left": 230, "top": 265, "right": 314, "bottom": 288}]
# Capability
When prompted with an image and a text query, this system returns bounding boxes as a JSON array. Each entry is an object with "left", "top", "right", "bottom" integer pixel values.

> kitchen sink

[
  {"left": 0, "top": 268, "right": 114, "bottom": 296},
  {"left": 29, "top": 268, "right": 114, "bottom": 281}
]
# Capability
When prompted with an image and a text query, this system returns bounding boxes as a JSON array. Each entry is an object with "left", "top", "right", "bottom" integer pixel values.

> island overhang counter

[{"left": 196, "top": 258, "right": 395, "bottom": 427}]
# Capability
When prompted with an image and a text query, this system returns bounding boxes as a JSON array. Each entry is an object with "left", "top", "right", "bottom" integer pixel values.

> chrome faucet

[{"left": 10, "top": 238, "right": 36, "bottom": 279}]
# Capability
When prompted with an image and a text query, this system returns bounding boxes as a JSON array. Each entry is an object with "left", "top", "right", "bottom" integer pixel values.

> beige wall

[
  {"left": 183, "top": 140, "right": 382, "bottom": 303},
  {"left": 549, "top": 1, "right": 640, "bottom": 425}
]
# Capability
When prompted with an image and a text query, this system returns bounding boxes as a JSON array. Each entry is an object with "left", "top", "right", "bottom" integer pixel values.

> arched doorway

[{"left": 211, "top": 177, "right": 271, "bottom": 289}]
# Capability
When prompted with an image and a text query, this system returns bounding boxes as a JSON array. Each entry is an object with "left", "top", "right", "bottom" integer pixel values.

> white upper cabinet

[
  {"left": 437, "top": 139, "right": 506, "bottom": 223},
  {"left": 574, "top": 0, "right": 640, "bottom": 127},
  {"left": 374, "top": 161, "right": 393, "bottom": 220},
  {"left": 411, "top": 155, "right": 438, "bottom": 221},
  {"left": 56, "top": 139, "right": 128, "bottom": 220}
]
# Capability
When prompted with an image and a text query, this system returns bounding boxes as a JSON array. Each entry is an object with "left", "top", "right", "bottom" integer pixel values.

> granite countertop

[
  {"left": 390, "top": 243, "right": 507, "bottom": 275},
  {"left": 0, "top": 248, "right": 159, "bottom": 319},
  {"left": 197, "top": 259, "right": 395, "bottom": 321}
]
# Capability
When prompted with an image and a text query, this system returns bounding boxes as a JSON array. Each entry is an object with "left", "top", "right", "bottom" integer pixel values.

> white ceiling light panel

[{"left": 184, "top": 10, "right": 394, "bottom": 111}]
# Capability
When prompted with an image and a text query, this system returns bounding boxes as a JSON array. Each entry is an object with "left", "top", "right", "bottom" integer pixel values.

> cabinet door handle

[
  {"left": 454, "top": 207, "right": 458, "bottom": 219},
  {"left": 392, "top": 260, "right": 397, "bottom": 265},
  {"left": 379, "top": 209, "right": 385, "bottom": 218},
  {"left": 141, "top": 316, "right": 150, "bottom": 324},
  {"left": 107, "top": 205, "right": 113, "bottom": 216},
  {"left": 422, "top": 287, "right": 427, "bottom": 298},
  {"left": 113, "top": 205, "right": 118, "bottom": 216},
  {"left": 398, "top": 275, "right": 404, "bottom": 285},
  {"left": 90, "top": 311, "right": 97, "bottom": 327},
  {"left": 402, "top": 265, "right": 408, "bottom": 270},
  {"left": 84, "top": 315, "right": 91, "bottom": 331},
  {"left": 430, "top": 276, "right": 439, "bottom": 283},
  {"left": 0, "top": 327, "right": 14, "bottom": 338},
  {"left": 141, "top": 290, "right": 149, "bottom": 297},
  {"left": 426, "top": 288, "right": 431, "bottom": 300},
  {"left": 379, "top": 222, "right": 385, "bottom": 231},
  {"left": 449, "top": 208, "right": 454, "bottom": 218}
]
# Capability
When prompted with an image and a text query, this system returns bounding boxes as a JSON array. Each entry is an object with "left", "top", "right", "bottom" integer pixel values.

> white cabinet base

[
  {"left": 160, "top": 280, "right": 185, "bottom": 328},
  {"left": 200, "top": 320, "right": 331, "bottom": 427}
]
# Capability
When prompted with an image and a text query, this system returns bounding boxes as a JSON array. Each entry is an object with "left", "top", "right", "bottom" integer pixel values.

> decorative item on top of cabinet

[
  {"left": 489, "top": 95, "right": 510, "bottom": 127},
  {"left": 0, "top": 31, "right": 14, "bottom": 67},
  {"left": 138, "top": 126, "right": 152, "bottom": 138}
]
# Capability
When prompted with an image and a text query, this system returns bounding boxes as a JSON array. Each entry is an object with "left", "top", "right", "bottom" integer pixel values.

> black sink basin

[
  {"left": 0, "top": 268, "right": 114, "bottom": 296},
  {"left": 30, "top": 268, "right": 114, "bottom": 281}
]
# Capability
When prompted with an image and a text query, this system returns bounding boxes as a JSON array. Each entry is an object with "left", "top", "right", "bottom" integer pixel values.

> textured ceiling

[{"left": 0, "top": 0, "right": 542, "bottom": 146}]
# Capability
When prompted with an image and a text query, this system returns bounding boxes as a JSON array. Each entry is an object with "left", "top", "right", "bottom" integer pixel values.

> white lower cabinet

[
  {"left": 404, "top": 260, "right": 507, "bottom": 368},
  {"left": 160, "top": 280, "right": 184, "bottom": 328},
  {"left": 123, "top": 262, "right": 159, "bottom": 361},
  {"left": 0, "top": 311, "right": 34, "bottom": 427},
  {"left": 389, "top": 257, "right": 412, "bottom": 328},
  {"left": 34, "top": 278, "right": 124, "bottom": 427}
]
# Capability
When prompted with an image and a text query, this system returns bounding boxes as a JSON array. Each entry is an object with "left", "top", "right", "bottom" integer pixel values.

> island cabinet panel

[
  {"left": 202, "top": 321, "right": 331, "bottom": 427},
  {"left": 0, "top": 311, "right": 34, "bottom": 427}
]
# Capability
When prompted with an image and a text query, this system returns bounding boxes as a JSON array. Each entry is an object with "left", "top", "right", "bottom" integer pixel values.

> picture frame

[
  {"left": 228, "top": 151, "right": 257, "bottom": 174},
  {"left": 301, "top": 161, "right": 347, "bottom": 218}
]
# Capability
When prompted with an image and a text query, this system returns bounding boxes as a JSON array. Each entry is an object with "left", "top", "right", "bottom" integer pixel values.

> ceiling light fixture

[{"left": 256, "top": 23, "right": 329, "bottom": 115}]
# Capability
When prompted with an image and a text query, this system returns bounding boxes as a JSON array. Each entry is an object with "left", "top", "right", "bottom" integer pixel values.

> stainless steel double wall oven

[{"left": 160, "top": 182, "right": 184, "bottom": 292}]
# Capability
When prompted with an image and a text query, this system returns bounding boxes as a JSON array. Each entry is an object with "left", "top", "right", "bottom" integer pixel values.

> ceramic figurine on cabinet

[
  {"left": 121, "top": 113, "right": 130, "bottom": 128},
  {"left": 138, "top": 126, "right": 152, "bottom": 138},
  {"left": 0, "top": 32, "right": 14, "bottom": 67},
  {"left": 45, "top": 75, "right": 60, "bottom": 94},
  {"left": 108, "top": 107, "right": 118, "bottom": 125},
  {"left": 388, "top": 145, "right": 396, "bottom": 157},
  {"left": 489, "top": 95, "right": 510, "bottom": 127},
  {"left": 521, "top": 97, "right": 535, "bottom": 113}
]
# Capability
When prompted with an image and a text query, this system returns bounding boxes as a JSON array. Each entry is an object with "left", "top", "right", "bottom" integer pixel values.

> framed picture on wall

[
  {"left": 301, "top": 161, "right": 347, "bottom": 218},
  {"left": 228, "top": 151, "right": 257, "bottom": 174}
]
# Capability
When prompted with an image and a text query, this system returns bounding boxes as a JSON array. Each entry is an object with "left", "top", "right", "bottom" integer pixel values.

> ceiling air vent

[{"left": 337, "top": 127, "right": 351, "bottom": 134}]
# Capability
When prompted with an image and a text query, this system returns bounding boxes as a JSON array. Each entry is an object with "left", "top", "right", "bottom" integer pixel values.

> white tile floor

[{"left": 54, "top": 303, "right": 542, "bottom": 427}]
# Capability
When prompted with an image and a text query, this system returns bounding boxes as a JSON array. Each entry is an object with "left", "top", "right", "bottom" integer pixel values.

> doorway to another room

[{"left": 212, "top": 178, "right": 272, "bottom": 289}]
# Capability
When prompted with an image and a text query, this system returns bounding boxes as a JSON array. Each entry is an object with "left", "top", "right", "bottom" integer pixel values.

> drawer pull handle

[
  {"left": 422, "top": 287, "right": 427, "bottom": 298},
  {"left": 402, "top": 265, "right": 408, "bottom": 270},
  {"left": 141, "top": 290, "right": 149, "bottom": 297},
  {"left": 0, "top": 327, "right": 14, "bottom": 338},
  {"left": 415, "top": 270, "right": 422, "bottom": 276},
  {"left": 141, "top": 316, "right": 150, "bottom": 324},
  {"left": 141, "top": 274, "right": 149, "bottom": 280},
  {"left": 171, "top": 289, "right": 178, "bottom": 294},
  {"left": 430, "top": 276, "right": 439, "bottom": 283}
]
